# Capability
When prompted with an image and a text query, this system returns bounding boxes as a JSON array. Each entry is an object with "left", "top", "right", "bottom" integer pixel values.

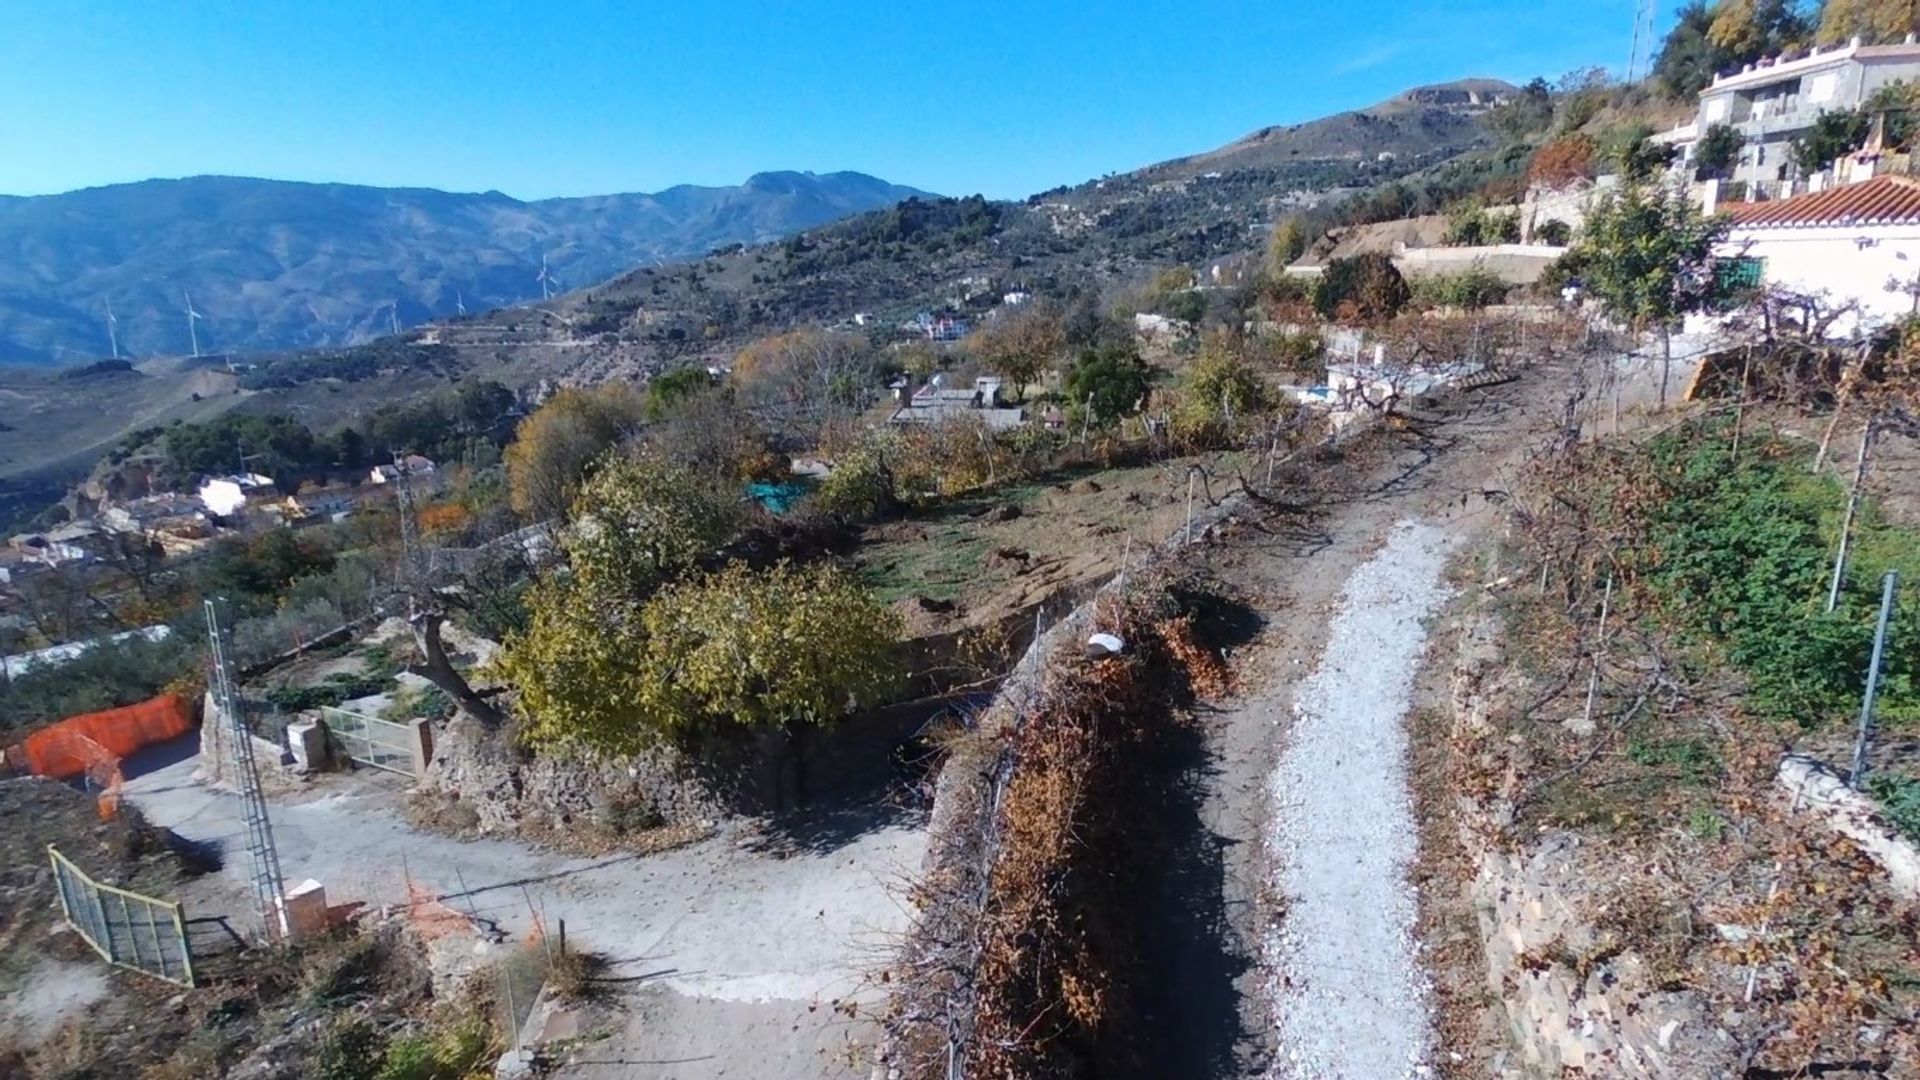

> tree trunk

[{"left": 409, "top": 612, "right": 506, "bottom": 729}]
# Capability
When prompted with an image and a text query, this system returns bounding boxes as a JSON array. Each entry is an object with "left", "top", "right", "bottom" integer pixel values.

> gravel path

[{"left": 1262, "top": 519, "right": 1457, "bottom": 1080}]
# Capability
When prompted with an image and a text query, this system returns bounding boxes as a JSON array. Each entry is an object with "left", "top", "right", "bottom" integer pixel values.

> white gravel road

[{"left": 1261, "top": 519, "right": 1457, "bottom": 1080}]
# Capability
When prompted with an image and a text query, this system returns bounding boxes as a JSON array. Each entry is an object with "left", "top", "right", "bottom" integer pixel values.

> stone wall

[
  {"left": 1445, "top": 611, "right": 1740, "bottom": 1078},
  {"left": 417, "top": 701, "right": 930, "bottom": 835}
]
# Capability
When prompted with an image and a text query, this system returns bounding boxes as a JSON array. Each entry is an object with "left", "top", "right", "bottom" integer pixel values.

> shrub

[
  {"left": 1868, "top": 773, "right": 1920, "bottom": 842},
  {"left": 1411, "top": 267, "right": 1512, "bottom": 310},
  {"left": 1312, "top": 254, "right": 1410, "bottom": 323},
  {"left": 1170, "top": 336, "right": 1274, "bottom": 448},
  {"left": 1063, "top": 345, "right": 1153, "bottom": 427},
  {"left": 1535, "top": 219, "right": 1573, "bottom": 247}
]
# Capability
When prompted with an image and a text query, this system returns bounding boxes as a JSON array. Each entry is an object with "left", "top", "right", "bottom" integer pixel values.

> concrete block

[
  {"left": 409, "top": 717, "right": 436, "bottom": 779},
  {"left": 279, "top": 878, "right": 329, "bottom": 940},
  {"left": 287, "top": 719, "right": 328, "bottom": 771}
]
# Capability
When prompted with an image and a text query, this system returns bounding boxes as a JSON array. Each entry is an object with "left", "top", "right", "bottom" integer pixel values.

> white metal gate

[{"left": 321, "top": 706, "right": 415, "bottom": 775}]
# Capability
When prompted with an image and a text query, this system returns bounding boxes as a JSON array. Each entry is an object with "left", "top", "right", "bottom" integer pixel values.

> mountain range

[
  {"left": 0, "top": 78, "right": 1516, "bottom": 530},
  {"left": 0, "top": 170, "right": 932, "bottom": 364}
]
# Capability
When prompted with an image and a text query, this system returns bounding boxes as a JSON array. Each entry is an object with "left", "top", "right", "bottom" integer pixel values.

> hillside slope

[{"left": 0, "top": 171, "right": 932, "bottom": 364}]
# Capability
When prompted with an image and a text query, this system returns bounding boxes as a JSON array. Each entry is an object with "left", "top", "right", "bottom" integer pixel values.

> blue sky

[{"left": 1, "top": 1, "right": 1658, "bottom": 201}]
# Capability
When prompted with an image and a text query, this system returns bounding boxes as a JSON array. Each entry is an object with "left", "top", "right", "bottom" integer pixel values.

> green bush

[
  {"left": 1535, "top": 219, "right": 1573, "bottom": 247},
  {"left": 1311, "top": 254, "right": 1410, "bottom": 323},
  {"left": 1868, "top": 773, "right": 1920, "bottom": 842},
  {"left": 0, "top": 630, "right": 199, "bottom": 740},
  {"left": 1410, "top": 267, "right": 1512, "bottom": 310},
  {"left": 267, "top": 672, "right": 391, "bottom": 713},
  {"left": 1628, "top": 425, "right": 1920, "bottom": 730}
]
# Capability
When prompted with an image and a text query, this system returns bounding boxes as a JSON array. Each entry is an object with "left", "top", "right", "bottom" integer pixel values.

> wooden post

[
  {"left": 1826, "top": 419, "right": 1875, "bottom": 613},
  {"left": 1730, "top": 347, "right": 1751, "bottom": 462},
  {"left": 1580, "top": 574, "right": 1614, "bottom": 733},
  {"left": 1184, "top": 470, "right": 1196, "bottom": 545},
  {"left": 1814, "top": 399, "right": 1847, "bottom": 474}
]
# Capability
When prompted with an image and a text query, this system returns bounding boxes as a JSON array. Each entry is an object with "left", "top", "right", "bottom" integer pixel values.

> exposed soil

[{"left": 1125, "top": 353, "right": 1586, "bottom": 1078}]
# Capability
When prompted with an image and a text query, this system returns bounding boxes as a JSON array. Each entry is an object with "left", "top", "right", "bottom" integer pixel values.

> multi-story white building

[{"left": 1669, "top": 37, "right": 1920, "bottom": 197}]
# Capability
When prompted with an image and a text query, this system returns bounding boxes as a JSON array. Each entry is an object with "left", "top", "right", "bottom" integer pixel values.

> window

[{"left": 1716, "top": 256, "right": 1766, "bottom": 304}]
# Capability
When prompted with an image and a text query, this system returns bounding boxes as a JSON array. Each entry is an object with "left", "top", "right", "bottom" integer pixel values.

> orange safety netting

[{"left": 9, "top": 694, "right": 194, "bottom": 780}]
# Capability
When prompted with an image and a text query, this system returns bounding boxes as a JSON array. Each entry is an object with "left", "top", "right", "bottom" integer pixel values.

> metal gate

[
  {"left": 49, "top": 845, "right": 195, "bottom": 987},
  {"left": 321, "top": 706, "right": 415, "bottom": 775}
]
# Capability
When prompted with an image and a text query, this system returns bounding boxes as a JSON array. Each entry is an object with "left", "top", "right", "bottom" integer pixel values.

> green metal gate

[{"left": 48, "top": 845, "right": 196, "bottom": 987}]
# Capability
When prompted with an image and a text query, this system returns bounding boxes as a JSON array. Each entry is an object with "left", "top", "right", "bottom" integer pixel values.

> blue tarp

[{"left": 746, "top": 481, "right": 810, "bottom": 514}]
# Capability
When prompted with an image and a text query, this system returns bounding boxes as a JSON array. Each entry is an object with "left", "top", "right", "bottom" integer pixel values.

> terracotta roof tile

[{"left": 1725, "top": 175, "right": 1920, "bottom": 229}]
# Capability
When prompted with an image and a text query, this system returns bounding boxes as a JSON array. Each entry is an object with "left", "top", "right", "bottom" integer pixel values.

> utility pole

[
  {"left": 1849, "top": 571, "right": 1899, "bottom": 790},
  {"left": 205, "top": 598, "right": 288, "bottom": 942}
]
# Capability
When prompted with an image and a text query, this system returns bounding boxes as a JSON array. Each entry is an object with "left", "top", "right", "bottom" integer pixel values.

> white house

[
  {"left": 370, "top": 454, "right": 437, "bottom": 485},
  {"left": 1670, "top": 37, "right": 1920, "bottom": 197},
  {"left": 1717, "top": 173, "right": 1920, "bottom": 335}
]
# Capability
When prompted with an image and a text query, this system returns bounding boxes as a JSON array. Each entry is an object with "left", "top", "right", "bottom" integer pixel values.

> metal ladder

[{"left": 204, "top": 598, "right": 288, "bottom": 942}]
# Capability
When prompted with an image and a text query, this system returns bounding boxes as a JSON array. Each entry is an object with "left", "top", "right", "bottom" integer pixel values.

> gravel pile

[{"left": 1261, "top": 519, "right": 1456, "bottom": 1080}]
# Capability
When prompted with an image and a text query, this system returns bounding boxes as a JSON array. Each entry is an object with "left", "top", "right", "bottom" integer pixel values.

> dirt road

[
  {"left": 1132, "top": 362, "right": 1585, "bottom": 1078},
  {"left": 121, "top": 752, "right": 922, "bottom": 1078}
]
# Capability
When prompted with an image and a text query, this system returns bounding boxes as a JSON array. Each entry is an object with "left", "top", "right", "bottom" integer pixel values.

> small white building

[
  {"left": 1717, "top": 173, "right": 1920, "bottom": 335},
  {"left": 370, "top": 454, "right": 438, "bottom": 485},
  {"left": 197, "top": 473, "right": 277, "bottom": 517}
]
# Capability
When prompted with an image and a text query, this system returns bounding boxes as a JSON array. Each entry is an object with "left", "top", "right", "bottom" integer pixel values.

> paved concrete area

[{"left": 122, "top": 749, "right": 922, "bottom": 1078}]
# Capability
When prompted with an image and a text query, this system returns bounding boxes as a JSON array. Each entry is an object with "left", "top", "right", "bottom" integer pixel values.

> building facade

[
  {"left": 1717, "top": 174, "right": 1920, "bottom": 335},
  {"left": 1675, "top": 38, "right": 1920, "bottom": 196}
]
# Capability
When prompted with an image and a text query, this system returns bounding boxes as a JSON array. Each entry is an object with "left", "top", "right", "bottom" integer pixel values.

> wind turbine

[
  {"left": 389, "top": 299, "right": 401, "bottom": 336},
  {"left": 537, "top": 255, "right": 554, "bottom": 301},
  {"left": 104, "top": 299, "right": 120, "bottom": 360},
  {"left": 183, "top": 290, "right": 204, "bottom": 358},
  {"left": 455, "top": 290, "right": 466, "bottom": 317}
]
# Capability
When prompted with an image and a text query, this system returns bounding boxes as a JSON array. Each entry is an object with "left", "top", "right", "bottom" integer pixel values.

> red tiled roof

[{"left": 1725, "top": 175, "right": 1920, "bottom": 229}]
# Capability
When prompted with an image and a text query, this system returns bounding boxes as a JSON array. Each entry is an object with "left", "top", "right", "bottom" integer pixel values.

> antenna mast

[
  {"left": 1627, "top": 0, "right": 1657, "bottom": 82},
  {"left": 205, "top": 597, "right": 288, "bottom": 942}
]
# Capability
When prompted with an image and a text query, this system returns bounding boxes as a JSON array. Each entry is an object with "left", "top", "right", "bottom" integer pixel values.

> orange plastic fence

[{"left": 10, "top": 694, "right": 194, "bottom": 780}]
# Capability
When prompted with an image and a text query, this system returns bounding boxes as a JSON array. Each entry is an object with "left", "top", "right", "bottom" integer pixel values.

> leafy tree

[
  {"left": 1312, "top": 253, "right": 1411, "bottom": 323},
  {"left": 502, "top": 383, "right": 647, "bottom": 521},
  {"left": 1653, "top": 2, "right": 1729, "bottom": 98},
  {"left": 505, "top": 560, "right": 899, "bottom": 752},
  {"left": 563, "top": 451, "right": 744, "bottom": 600},
  {"left": 1866, "top": 81, "right": 1920, "bottom": 148},
  {"left": 1171, "top": 334, "right": 1273, "bottom": 447},
  {"left": 453, "top": 380, "right": 517, "bottom": 434},
  {"left": 732, "top": 330, "right": 883, "bottom": 446},
  {"left": 815, "top": 437, "right": 901, "bottom": 522},
  {"left": 966, "top": 302, "right": 1066, "bottom": 401},
  {"left": 164, "top": 412, "right": 321, "bottom": 481},
  {"left": 1162, "top": 289, "right": 1210, "bottom": 326},
  {"left": 1571, "top": 181, "right": 1728, "bottom": 405},
  {"left": 1529, "top": 136, "right": 1597, "bottom": 187},
  {"left": 1267, "top": 218, "right": 1310, "bottom": 271},
  {"left": 1602, "top": 124, "right": 1678, "bottom": 182},
  {"left": 1818, "top": 0, "right": 1916, "bottom": 43},
  {"left": 644, "top": 366, "right": 715, "bottom": 421},
  {"left": 631, "top": 562, "right": 900, "bottom": 740},
  {"left": 1487, "top": 77, "right": 1555, "bottom": 143},
  {"left": 1709, "top": 0, "right": 1809, "bottom": 57},
  {"left": 1063, "top": 344, "right": 1153, "bottom": 426},
  {"left": 1694, "top": 122, "right": 1746, "bottom": 180},
  {"left": 1535, "top": 219, "right": 1574, "bottom": 246},
  {"left": 200, "top": 530, "right": 336, "bottom": 608},
  {"left": 1793, "top": 108, "right": 1873, "bottom": 172}
]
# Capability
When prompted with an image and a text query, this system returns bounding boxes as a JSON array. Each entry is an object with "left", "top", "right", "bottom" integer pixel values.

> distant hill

[
  {"left": 0, "top": 171, "right": 934, "bottom": 364},
  {"left": 0, "top": 77, "right": 1519, "bottom": 530}
]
